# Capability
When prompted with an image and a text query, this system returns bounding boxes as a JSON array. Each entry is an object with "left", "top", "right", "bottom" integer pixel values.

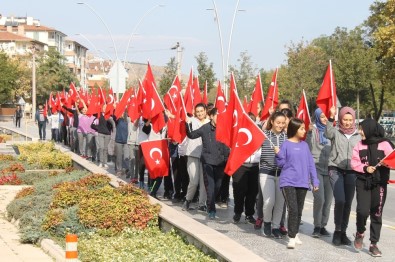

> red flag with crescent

[
  {"left": 260, "top": 68, "right": 279, "bottom": 121},
  {"left": 316, "top": 61, "right": 337, "bottom": 118},
  {"left": 214, "top": 81, "right": 226, "bottom": 114},
  {"left": 296, "top": 90, "right": 311, "bottom": 140},
  {"left": 249, "top": 73, "right": 264, "bottom": 116},
  {"left": 140, "top": 139, "right": 170, "bottom": 179}
]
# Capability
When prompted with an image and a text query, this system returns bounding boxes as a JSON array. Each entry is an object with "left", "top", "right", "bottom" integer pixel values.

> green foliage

[
  {"left": 229, "top": 51, "right": 257, "bottom": 99},
  {"left": 158, "top": 57, "right": 178, "bottom": 96},
  {"left": 195, "top": 52, "right": 217, "bottom": 98},
  {"left": 36, "top": 48, "right": 77, "bottom": 99},
  {"left": 78, "top": 227, "right": 217, "bottom": 262},
  {"left": 17, "top": 142, "right": 72, "bottom": 169},
  {"left": 77, "top": 184, "right": 160, "bottom": 232},
  {"left": 0, "top": 51, "right": 20, "bottom": 103}
]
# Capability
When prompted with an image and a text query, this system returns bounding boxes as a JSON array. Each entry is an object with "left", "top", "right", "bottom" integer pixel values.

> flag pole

[
  {"left": 303, "top": 89, "right": 311, "bottom": 123},
  {"left": 262, "top": 131, "right": 276, "bottom": 148},
  {"left": 272, "top": 67, "right": 278, "bottom": 108},
  {"left": 329, "top": 60, "right": 335, "bottom": 108},
  {"left": 374, "top": 149, "right": 395, "bottom": 168}
]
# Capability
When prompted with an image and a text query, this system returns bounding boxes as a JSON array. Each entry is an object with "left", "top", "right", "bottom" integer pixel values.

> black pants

[
  {"left": 356, "top": 178, "right": 387, "bottom": 244},
  {"left": 282, "top": 187, "right": 307, "bottom": 238},
  {"left": 163, "top": 157, "right": 176, "bottom": 194},
  {"left": 217, "top": 173, "right": 230, "bottom": 202},
  {"left": 173, "top": 156, "right": 189, "bottom": 198},
  {"left": 138, "top": 145, "right": 146, "bottom": 182},
  {"left": 15, "top": 117, "right": 21, "bottom": 127},
  {"left": 38, "top": 121, "right": 46, "bottom": 140},
  {"left": 232, "top": 165, "right": 259, "bottom": 216},
  {"left": 203, "top": 163, "right": 225, "bottom": 213},
  {"left": 150, "top": 177, "right": 163, "bottom": 197},
  {"left": 329, "top": 168, "right": 356, "bottom": 231}
]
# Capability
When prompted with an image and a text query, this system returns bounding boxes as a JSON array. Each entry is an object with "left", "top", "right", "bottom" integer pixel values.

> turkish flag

[
  {"left": 114, "top": 88, "right": 133, "bottom": 119},
  {"left": 249, "top": 74, "right": 264, "bottom": 116},
  {"left": 183, "top": 69, "right": 194, "bottom": 115},
  {"left": 296, "top": 90, "right": 311, "bottom": 140},
  {"left": 168, "top": 75, "right": 182, "bottom": 107},
  {"left": 141, "top": 62, "right": 165, "bottom": 120},
  {"left": 44, "top": 100, "right": 48, "bottom": 118},
  {"left": 202, "top": 80, "right": 208, "bottom": 105},
  {"left": 140, "top": 139, "right": 170, "bottom": 179},
  {"left": 86, "top": 90, "right": 100, "bottom": 116},
  {"left": 260, "top": 68, "right": 279, "bottom": 121},
  {"left": 225, "top": 110, "right": 265, "bottom": 176},
  {"left": 382, "top": 149, "right": 395, "bottom": 169},
  {"left": 127, "top": 90, "right": 140, "bottom": 122},
  {"left": 216, "top": 74, "right": 243, "bottom": 147},
  {"left": 68, "top": 82, "right": 79, "bottom": 104},
  {"left": 165, "top": 92, "right": 186, "bottom": 143},
  {"left": 192, "top": 76, "right": 202, "bottom": 107},
  {"left": 316, "top": 61, "right": 337, "bottom": 118},
  {"left": 243, "top": 96, "right": 250, "bottom": 112},
  {"left": 105, "top": 87, "right": 115, "bottom": 119},
  {"left": 214, "top": 81, "right": 226, "bottom": 114}
]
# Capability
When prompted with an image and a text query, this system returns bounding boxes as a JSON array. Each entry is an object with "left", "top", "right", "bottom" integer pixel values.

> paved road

[{"left": 2, "top": 119, "right": 395, "bottom": 261}]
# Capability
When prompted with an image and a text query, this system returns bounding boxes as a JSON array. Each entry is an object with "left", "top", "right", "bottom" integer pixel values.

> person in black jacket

[
  {"left": 62, "top": 101, "right": 81, "bottom": 153},
  {"left": 15, "top": 105, "right": 22, "bottom": 128},
  {"left": 186, "top": 108, "right": 229, "bottom": 219}
]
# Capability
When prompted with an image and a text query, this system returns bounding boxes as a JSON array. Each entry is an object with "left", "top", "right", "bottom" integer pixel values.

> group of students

[{"left": 33, "top": 98, "right": 393, "bottom": 256}]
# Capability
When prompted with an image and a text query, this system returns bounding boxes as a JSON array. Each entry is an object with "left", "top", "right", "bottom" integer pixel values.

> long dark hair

[
  {"left": 266, "top": 111, "right": 286, "bottom": 130},
  {"left": 287, "top": 118, "right": 304, "bottom": 138}
]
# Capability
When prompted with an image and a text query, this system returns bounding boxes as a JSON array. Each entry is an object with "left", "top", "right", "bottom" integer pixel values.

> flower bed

[{"left": 2, "top": 149, "right": 217, "bottom": 261}]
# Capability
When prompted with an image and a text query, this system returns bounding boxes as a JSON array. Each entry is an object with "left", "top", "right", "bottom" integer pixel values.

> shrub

[
  {"left": 0, "top": 173, "right": 22, "bottom": 185},
  {"left": 17, "top": 172, "right": 50, "bottom": 185},
  {"left": 2, "top": 162, "right": 25, "bottom": 173},
  {"left": 15, "top": 187, "right": 35, "bottom": 199},
  {"left": 0, "top": 154, "right": 15, "bottom": 161},
  {"left": 78, "top": 227, "right": 217, "bottom": 262},
  {"left": 78, "top": 185, "right": 160, "bottom": 233}
]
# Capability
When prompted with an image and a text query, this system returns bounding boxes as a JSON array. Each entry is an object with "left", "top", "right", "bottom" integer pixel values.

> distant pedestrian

[
  {"left": 275, "top": 118, "right": 319, "bottom": 249},
  {"left": 35, "top": 104, "right": 48, "bottom": 140},
  {"left": 14, "top": 105, "right": 22, "bottom": 128},
  {"left": 351, "top": 118, "right": 395, "bottom": 257}
]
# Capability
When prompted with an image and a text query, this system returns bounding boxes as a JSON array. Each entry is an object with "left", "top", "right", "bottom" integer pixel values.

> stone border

[{"left": 2, "top": 125, "right": 266, "bottom": 262}]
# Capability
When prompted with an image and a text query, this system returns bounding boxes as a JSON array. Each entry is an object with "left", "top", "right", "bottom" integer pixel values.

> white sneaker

[
  {"left": 103, "top": 164, "right": 109, "bottom": 169},
  {"left": 295, "top": 234, "right": 302, "bottom": 245},
  {"left": 98, "top": 163, "right": 103, "bottom": 168},
  {"left": 287, "top": 238, "right": 296, "bottom": 249}
]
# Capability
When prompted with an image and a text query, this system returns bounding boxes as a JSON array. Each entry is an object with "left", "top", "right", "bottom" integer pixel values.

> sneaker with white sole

[
  {"left": 287, "top": 238, "right": 296, "bottom": 249},
  {"left": 295, "top": 234, "right": 302, "bottom": 245}
]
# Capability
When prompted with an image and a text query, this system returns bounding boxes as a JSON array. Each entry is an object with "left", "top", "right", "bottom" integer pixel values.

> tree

[
  {"left": 12, "top": 54, "right": 32, "bottom": 102},
  {"left": 280, "top": 40, "right": 328, "bottom": 109},
  {"left": 195, "top": 52, "right": 216, "bottom": 95},
  {"left": 36, "top": 48, "right": 77, "bottom": 99},
  {"left": 0, "top": 52, "right": 20, "bottom": 104},
  {"left": 229, "top": 51, "right": 257, "bottom": 98},
  {"left": 158, "top": 57, "right": 177, "bottom": 96},
  {"left": 365, "top": 0, "right": 395, "bottom": 120}
]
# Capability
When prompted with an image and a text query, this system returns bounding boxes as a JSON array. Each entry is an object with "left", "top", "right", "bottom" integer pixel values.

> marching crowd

[{"left": 33, "top": 97, "right": 394, "bottom": 256}]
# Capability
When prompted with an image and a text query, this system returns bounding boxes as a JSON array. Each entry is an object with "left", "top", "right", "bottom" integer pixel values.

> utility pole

[
  {"left": 171, "top": 42, "right": 183, "bottom": 79},
  {"left": 31, "top": 44, "right": 37, "bottom": 120}
]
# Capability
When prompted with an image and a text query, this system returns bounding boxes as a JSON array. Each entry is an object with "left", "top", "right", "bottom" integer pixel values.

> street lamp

[
  {"left": 77, "top": 2, "right": 119, "bottom": 60},
  {"left": 208, "top": 0, "right": 245, "bottom": 99},
  {"left": 123, "top": 4, "right": 165, "bottom": 66},
  {"left": 30, "top": 44, "right": 39, "bottom": 120}
]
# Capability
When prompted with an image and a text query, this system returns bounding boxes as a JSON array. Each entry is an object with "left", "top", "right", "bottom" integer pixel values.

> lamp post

[
  {"left": 30, "top": 44, "right": 38, "bottom": 120},
  {"left": 77, "top": 2, "right": 127, "bottom": 100},
  {"left": 208, "top": 0, "right": 245, "bottom": 99},
  {"left": 123, "top": 4, "right": 164, "bottom": 66}
]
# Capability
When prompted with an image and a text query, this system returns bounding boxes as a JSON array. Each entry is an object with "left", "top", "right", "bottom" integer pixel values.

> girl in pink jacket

[{"left": 351, "top": 118, "right": 394, "bottom": 257}]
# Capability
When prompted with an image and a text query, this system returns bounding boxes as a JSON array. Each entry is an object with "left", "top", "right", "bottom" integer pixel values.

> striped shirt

[{"left": 259, "top": 130, "right": 287, "bottom": 175}]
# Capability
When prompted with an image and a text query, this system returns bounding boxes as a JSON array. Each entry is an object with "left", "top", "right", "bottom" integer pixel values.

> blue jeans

[{"left": 38, "top": 121, "right": 46, "bottom": 140}]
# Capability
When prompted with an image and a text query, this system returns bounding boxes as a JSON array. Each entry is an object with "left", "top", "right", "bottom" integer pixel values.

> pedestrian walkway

[
  {"left": 0, "top": 186, "right": 53, "bottom": 262},
  {"left": 1, "top": 119, "right": 395, "bottom": 261}
]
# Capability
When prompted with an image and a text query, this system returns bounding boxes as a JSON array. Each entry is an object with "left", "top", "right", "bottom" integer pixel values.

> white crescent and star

[
  {"left": 151, "top": 98, "right": 155, "bottom": 111},
  {"left": 149, "top": 147, "right": 162, "bottom": 165},
  {"left": 297, "top": 110, "right": 304, "bottom": 118},
  {"left": 236, "top": 128, "right": 253, "bottom": 147},
  {"left": 108, "top": 94, "right": 114, "bottom": 104}
]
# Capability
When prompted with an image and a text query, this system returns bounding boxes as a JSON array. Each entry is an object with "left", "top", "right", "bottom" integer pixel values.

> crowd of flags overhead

[{"left": 43, "top": 60, "right": 395, "bottom": 178}]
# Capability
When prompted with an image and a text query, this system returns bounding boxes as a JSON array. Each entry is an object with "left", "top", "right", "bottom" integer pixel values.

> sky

[{"left": 2, "top": 0, "right": 375, "bottom": 80}]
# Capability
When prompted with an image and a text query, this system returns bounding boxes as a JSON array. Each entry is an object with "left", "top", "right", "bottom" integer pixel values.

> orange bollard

[{"left": 65, "top": 234, "right": 78, "bottom": 261}]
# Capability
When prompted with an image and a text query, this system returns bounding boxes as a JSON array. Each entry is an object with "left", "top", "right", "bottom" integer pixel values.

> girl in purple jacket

[{"left": 275, "top": 118, "right": 319, "bottom": 249}]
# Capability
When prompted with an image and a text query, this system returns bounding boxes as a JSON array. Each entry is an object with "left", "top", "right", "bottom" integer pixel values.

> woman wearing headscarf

[
  {"left": 307, "top": 108, "right": 332, "bottom": 238},
  {"left": 325, "top": 106, "right": 361, "bottom": 246},
  {"left": 351, "top": 118, "right": 394, "bottom": 257}
]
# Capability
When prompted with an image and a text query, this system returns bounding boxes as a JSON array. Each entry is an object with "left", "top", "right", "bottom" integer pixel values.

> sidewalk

[
  {"left": 1, "top": 119, "right": 395, "bottom": 261},
  {"left": 0, "top": 186, "right": 53, "bottom": 262}
]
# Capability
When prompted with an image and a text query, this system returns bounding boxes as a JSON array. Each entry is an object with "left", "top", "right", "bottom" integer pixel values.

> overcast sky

[{"left": 2, "top": 0, "right": 374, "bottom": 79}]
